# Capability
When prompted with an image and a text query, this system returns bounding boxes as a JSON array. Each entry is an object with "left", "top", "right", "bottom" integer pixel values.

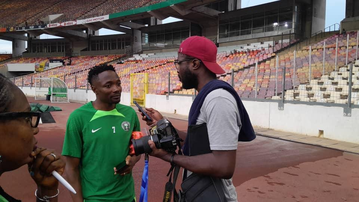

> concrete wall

[
  {"left": 7, "top": 63, "right": 35, "bottom": 72},
  {"left": 72, "top": 40, "right": 88, "bottom": 55},
  {"left": 346, "top": 0, "right": 359, "bottom": 18},
  {"left": 311, "top": 0, "right": 326, "bottom": 35},
  {"left": 244, "top": 101, "right": 359, "bottom": 144},
  {"left": 202, "top": 25, "right": 218, "bottom": 43},
  {"left": 236, "top": 0, "right": 241, "bottom": 9},
  {"left": 146, "top": 94, "right": 194, "bottom": 116},
  {"left": 145, "top": 97, "right": 359, "bottom": 144},
  {"left": 0, "top": 67, "right": 13, "bottom": 78},
  {"left": 228, "top": 0, "right": 236, "bottom": 11},
  {"left": 19, "top": 87, "right": 359, "bottom": 144},
  {"left": 12, "top": 39, "right": 26, "bottom": 57},
  {"left": 133, "top": 29, "right": 142, "bottom": 54},
  {"left": 341, "top": 16, "right": 359, "bottom": 32},
  {"left": 219, "top": 33, "right": 295, "bottom": 47}
]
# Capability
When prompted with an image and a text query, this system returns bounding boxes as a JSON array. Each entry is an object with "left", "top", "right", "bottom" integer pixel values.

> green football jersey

[
  {"left": 62, "top": 102, "right": 140, "bottom": 201},
  {"left": 0, "top": 195, "right": 9, "bottom": 202}
]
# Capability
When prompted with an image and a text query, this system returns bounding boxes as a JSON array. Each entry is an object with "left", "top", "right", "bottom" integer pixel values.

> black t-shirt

[{"left": 0, "top": 187, "right": 21, "bottom": 202}]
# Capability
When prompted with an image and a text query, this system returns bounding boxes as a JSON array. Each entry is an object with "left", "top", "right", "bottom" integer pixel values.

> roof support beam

[
  {"left": 101, "top": 21, "right": 131, "bottom": 34},
  {"left": 147, "top": 10, "right": 167, "bottom": 20},
  {"left": 60, "top": 30, "right": 87, "bottom": 39},
  {"left": 0, "top": 33, "right": 27, "bottom": 41},
  {"left": 170, "top": 5, "right": 190, "bottom": 16},
  {"left": 83, "top": 24, "right": 101, "bottom": 31},
  {"left": 191, "top": 5, "right": 221, "bottom": 18},
  {"left": 120, "top": 21, "right": 145, "bottom": 29}
]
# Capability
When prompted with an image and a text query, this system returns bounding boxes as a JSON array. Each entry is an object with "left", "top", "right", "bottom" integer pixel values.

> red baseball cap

[{"left": 178, "top": 36, "right": 225, "bottom": 74}]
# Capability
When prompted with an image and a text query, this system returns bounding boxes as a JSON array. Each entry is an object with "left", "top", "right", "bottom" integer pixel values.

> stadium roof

[{"left": 0, "top": 0, "right": 221, "bottom": 41}]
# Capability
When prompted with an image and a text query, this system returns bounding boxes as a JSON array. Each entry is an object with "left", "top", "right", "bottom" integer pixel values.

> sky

[{"left": 0, "top": 0, "right": 346, "bottom": 54}]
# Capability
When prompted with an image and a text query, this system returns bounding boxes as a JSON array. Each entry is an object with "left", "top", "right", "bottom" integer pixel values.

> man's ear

[
  {"left": 91, "top": 85, "right": 97, "bottom": 94},
  {"left": 192, "top": 59, "right": 201, "bottom": 70}
]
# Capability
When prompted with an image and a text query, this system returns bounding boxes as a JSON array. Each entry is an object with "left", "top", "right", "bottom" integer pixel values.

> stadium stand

[
  {"left": 49, "top": 0, "right": 108, "bottom": 23},
  {"left": 192, "top": 32, "right": 357, "bottom": 100},
  {"left": 10, "top": 30, "right": 358, "bottom": 102},
  {"left": 284, "top": 60, "right": 359, "bottom": 104},
  {"left": 0, "top": 0, "right": 168, "bottom": 27},
  {"left": 0, "top": 0, "right": 60, "bottom": 27},
  {"left": 271, "top": 31, "right": 359, "bottom": 102},
  {"left": 0, "top": 54, "right": 12, "bottom": 62},
  {"left": 114, "top": 58, "right": 174, "bottom": 94},
  {"left": 8, "top": 57, "right": 48, "bottom": 64},
  {"left": 13, "top": 55, "right": 123, "bottom": 89},
  {"left": 175, "top": 41, "right": 295, "bottom": 96},
  {"left": 109, "top": 41, "right": 295, "bottom": 96}
]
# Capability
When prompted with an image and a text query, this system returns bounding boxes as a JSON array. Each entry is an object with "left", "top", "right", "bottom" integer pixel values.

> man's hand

[
  {"left": 141, "top": 108, "right": 163, "bottom": 127},
  {"left": 148, "top": 141, "right": 236, "bottom": 179},
  {"left": 147, "top": 140, "right": 169, "bottom": 159},
  {"left": 114, "top": 155, "right": 141, "bottom": 176}
]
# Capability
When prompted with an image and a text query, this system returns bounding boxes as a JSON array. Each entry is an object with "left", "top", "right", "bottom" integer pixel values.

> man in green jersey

[{"left": 62, "top": 64, "right": 141, "bottom": 202}]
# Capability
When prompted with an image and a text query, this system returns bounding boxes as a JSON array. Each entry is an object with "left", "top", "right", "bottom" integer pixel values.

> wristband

[{"left": 35, "top": 189, "right": 59, "bottom": 202}]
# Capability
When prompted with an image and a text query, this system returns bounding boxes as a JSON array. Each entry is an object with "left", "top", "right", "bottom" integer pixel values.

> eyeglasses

[
  {"left": 174, "top": 58, "right": 201, "bottom": 70},
  {"left": 0, "top": 112, "right": 41, "bottom": 128},
  {"left": 174, "top": 59, "right": 190, "bottom": 70}
]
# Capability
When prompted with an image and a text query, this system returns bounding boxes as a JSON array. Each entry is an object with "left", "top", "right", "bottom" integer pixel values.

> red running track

[{"left": 0, "top": 97, "right": 358, "bottom": 202}]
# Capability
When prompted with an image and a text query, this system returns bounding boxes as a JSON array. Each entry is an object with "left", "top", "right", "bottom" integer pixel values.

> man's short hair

[{"left": 87, "top": 64, "right": 116, "bottom": 85}]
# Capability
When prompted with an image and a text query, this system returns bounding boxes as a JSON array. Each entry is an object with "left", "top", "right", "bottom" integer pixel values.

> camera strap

[
  {"left": 163, "top": 163, "right": 180, "bottom": 202},
  {"left": 163, "top": 141, "right": 183, "bottom": 202},
  {"left": 163, "top": 175, "right": 173, "bottom": 202}
]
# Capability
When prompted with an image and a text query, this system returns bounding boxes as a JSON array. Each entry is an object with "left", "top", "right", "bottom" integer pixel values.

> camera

[{"left": 132, "top": 119, "right": 181, "bottom": 155}]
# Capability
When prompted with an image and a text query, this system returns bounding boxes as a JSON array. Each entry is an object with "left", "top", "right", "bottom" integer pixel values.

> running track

[{"left": 1, "top": 97, "right": 358, "bottom": 202}]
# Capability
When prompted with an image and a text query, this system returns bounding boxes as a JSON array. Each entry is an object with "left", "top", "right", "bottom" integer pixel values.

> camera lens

[{"left": 132, "top": 135, "right": 161, "bottom": 155}]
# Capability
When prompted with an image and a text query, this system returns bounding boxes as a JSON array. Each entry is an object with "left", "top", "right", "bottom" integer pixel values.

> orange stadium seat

[
  {"left": 11, "top": 55, "right": 123, "bottom": 88},
  {"left": 10, "top": 31, "right": 359, "bottom": 102}
]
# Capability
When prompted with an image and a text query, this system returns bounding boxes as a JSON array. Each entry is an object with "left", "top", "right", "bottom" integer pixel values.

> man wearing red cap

[{"left": 143, "top": 36, "right": 255, "bottom": 201}]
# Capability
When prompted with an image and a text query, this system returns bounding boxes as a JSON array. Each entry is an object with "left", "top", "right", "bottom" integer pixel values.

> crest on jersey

[{"left": 121, "top": 121, "right": 130, "bottom": 131}]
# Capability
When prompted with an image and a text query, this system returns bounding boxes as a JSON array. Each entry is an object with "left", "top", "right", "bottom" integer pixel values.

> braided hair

[{"left": 0, "top": 73, "right": 14, "bottom": 113}]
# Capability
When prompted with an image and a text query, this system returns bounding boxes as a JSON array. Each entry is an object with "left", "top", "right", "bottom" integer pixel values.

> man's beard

[{"left": 181, "top": 67, "right": 198, "bottom": 89}]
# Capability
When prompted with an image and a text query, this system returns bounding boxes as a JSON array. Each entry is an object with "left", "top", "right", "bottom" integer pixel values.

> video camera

[{"left": 131, "top": 119, "right": 181, "bottom": 155}]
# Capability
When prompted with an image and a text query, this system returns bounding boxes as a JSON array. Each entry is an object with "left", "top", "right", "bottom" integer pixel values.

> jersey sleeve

[
  {"left": 62, "top": 111, "right": 83, "bottom": 158},
  {"left": 133, "top": 109, "right": 141, "bottom": 132}
]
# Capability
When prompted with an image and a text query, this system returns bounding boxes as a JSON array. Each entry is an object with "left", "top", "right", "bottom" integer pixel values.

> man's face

[
  {"left": 176, "top": 53, "right": 198, "bottom": 89},
  {"left": 92, "top": 70, "right": 122, "bottom": 104}
]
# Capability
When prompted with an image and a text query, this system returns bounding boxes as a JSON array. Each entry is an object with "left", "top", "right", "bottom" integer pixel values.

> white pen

[{"left": 52, "top": 171, "right": 77, "bottom": 194}]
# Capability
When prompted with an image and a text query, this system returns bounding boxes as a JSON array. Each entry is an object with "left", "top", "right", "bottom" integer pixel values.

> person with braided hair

[{"left": 0, "top": 73, "right": 65, "bottom": 202}]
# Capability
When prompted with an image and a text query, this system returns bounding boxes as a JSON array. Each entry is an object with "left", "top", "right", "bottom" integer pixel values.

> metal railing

[{"left": 311, "top": 23, "right": 340, "bottom": 38}]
